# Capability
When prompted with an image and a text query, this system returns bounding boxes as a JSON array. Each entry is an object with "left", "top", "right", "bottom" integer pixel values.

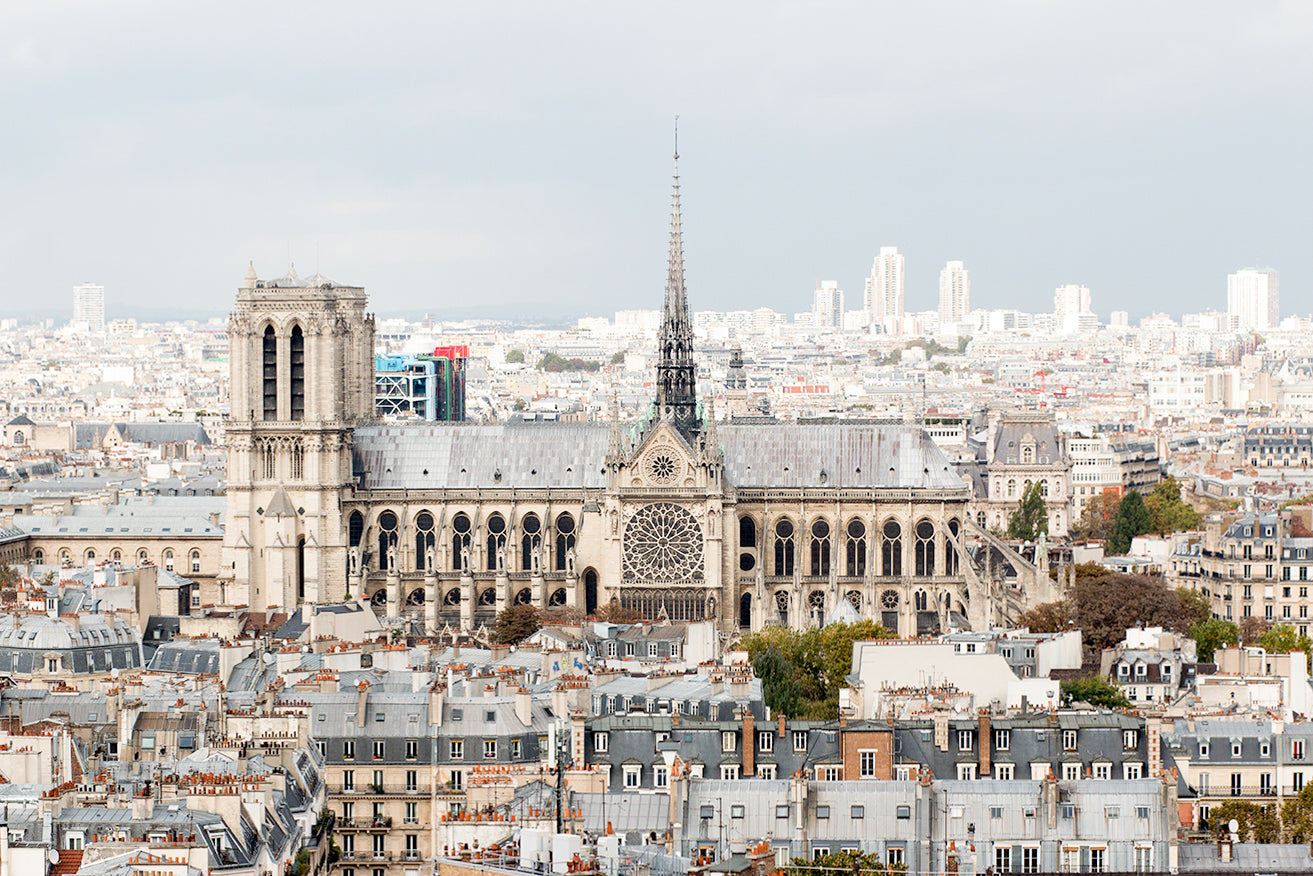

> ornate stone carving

[{"left": 622, "top": 502, "right": 704, "bottom": 584}]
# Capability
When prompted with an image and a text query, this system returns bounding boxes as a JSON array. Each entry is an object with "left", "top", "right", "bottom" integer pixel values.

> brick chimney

[
  {"left": 741, "top": 707, "right": 754, "bottom": 777},
  {"left": 778, "top": 714, "right": 787, "bottom": 739},
  {"left": 1146, "top": 715, "right": 1162, "bottom": 778},
  {"left": 978, "top": 713, "right": 991, "bottom": 779}
]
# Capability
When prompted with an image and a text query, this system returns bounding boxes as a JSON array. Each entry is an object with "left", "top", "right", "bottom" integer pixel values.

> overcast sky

[{"left": 1, "top": 2, "right": 1309, "bottom": 323}]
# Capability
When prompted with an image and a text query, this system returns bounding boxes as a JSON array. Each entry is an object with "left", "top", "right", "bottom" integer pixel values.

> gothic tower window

[
  {"left": 846, "top": 519, "right": 867, "bottom": 577},
  {"left": 773, "top": 519, "right": 795, "bottom": 576},
  {"left": 739, "top": 516, "right": 757, "bottom": 572},
  {"left": 290, "top": 440, "right": 304, "bottom": 480},
  {"left": 289, "top": 324, "right": 305, "bottom": 421},
  {"left": 415, "top": 512, "right": 435, "bottom": 571},
  {"left": 262, "top": 325, "right": 277, "bottom": 420},
  {"left": 914, "top": 589, "right": 928, "bottom": 611},
  {"left": 378, "top": 511, "right": 398, "bottom": 571},
  {"left": 261, "top": 441, "right": 276, "bottom": 480},
  {"left": 915, "top": 520, "right": 936, "bottom": 577},
  {"left": 774, "top": 590, "right": 789, "bottom": 625},
  {"left": 881, "top": 520, "right": 902, "bottom": 576},
  {"left": 521, "top": 514, "right": 541, "bottom": 572},
  {"left": 946, "top": 519, "right": 960, "bottom": 576},
  {"left": 452, "top": 514, "right": 471, "bottom": 571},
  {"left": 348, "top": 512, "right": 364, "bottom": 552},
  {"left": 487, "top": 514, "right": 507, "bottom": 571},
  {"left": 810, "top": 519, "right": 831, "bottom": 577},
  {"left": 555, "top": 514, "right": 576, "bottom": 571}
]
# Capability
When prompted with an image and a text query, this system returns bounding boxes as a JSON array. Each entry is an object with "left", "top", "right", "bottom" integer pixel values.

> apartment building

[{"left": 1170, "top": 511, "right": 1313, "bottom": 630}]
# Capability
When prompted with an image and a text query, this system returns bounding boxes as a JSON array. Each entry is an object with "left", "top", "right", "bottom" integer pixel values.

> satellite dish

[
  {"left": 1228, "top": 818, "right": 1239, "bottom": 833},
  {"left": 111, "top": 668, "right": 120, "bottom": 680},
  {"left": 48, "top": 850, "right": 61, "bottom": 864}
]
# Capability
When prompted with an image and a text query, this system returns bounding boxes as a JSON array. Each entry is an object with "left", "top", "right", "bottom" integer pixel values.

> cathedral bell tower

[{"left": 220, "top": 264, "right": 375, "bottom": 614}]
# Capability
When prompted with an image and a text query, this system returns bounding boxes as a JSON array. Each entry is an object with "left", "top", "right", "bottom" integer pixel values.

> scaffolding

[{"left": 375, "top": 346, "right": 467, "bottom": 421}]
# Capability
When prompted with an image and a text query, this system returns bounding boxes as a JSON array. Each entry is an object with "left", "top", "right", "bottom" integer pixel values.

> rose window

[
  {"left": 646, "top": 452, "right": 679, "bottom": 485},
  {"left": 623, "top": 503, "right": 704, "bottom": 583},
  {"left": 881, "top": 589, "right": 900, "bottom": 610}
]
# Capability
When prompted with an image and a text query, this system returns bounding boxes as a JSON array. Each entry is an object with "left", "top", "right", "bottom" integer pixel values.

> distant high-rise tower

[
  {"left": 72, "top": 283, "right": 105, "bottom": 332},
  {"left": 812, "top": 281, "right": 845, "bottom": 329},
  {"left": 937, "top": 261, "right": 970, "bottom": 325},
  {"left": 1227, "top": 268, "right": 1279, "bottom": 331},
  {"left": 863, "top": 246, "right": 904, "bottom": 328},
  {"left": 1053, "top": 284, "right": 1092, "bottom": 322}
]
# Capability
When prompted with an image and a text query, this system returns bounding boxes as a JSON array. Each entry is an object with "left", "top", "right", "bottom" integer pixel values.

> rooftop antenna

[{"left": 673, "top": 114, "right": 679, "bottom": 159}]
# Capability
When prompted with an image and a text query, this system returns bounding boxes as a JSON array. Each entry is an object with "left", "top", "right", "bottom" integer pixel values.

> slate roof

[
  {"left": 1177, "top": 843, "right": 1313, "bottom": 873},
  {"left": 353, "top": 422, "right": 967, "bottom": 492},
  {"left": 148, "top": 638, "right": 221, "bottom": 675},
  {"left": 73, "top": 422, "right": 211, "bottom": 448}
]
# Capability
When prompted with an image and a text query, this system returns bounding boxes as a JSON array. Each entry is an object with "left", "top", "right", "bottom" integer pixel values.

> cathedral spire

[{"left": 654, "top": 118, "right": 701, "bottom": 443}]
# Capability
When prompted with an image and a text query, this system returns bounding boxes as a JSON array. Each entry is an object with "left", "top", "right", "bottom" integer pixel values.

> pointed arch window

[
  {"left": 881, "top": 520, "right": 902, "bottom": 576},
  {"left": 487, "top": 514, "right": 507, "bottom": 571},
  {"left": 378, "top": 511, "right": 399, "bottom": 571},
  {"left": 262, "top": 325, "right": 277, "bottom": 420},
  {"left": 773, "top": 519, "right": 795, "bottom": 577},
  {"left": 555, "top": 514, "right": 576, "bottom": 570},
  {"left": 809, "top": 519, "right": 831, "bottom": 577},
  {"left": 846, "top": 519, "right": 867, "bottom": 577},
  {"left": 915, "top": 520, "right": 936, "bottom": 577},
  {"left": 946, "top": 519, "right": 961, "bottom": 576},
  {"left": 452, "top": 513, "right": 472, "bottom": 571},
  {"left": 415, "top": 512, "right": 435, "bottom": 571},
  {"left": 739, "top": 516, "right": 757, "bottom": 550},
  {"left": 289, "top": 325, "right": 305, "bottom": 421},
  {"left": 521, "top": 514, "right": 542, "bottom": 572}
]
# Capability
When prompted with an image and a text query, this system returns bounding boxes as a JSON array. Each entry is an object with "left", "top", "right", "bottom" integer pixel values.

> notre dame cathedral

[{"left": 219, "top": 154, "right": 1042, "bottom": 637}]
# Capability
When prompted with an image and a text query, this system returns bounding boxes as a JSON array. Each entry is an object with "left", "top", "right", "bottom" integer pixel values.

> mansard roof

[{"left": 352, "top": 422, "right": 966, "bottom": 493}]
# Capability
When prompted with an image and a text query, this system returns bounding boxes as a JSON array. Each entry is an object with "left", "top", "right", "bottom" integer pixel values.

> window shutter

[
  {"left": 1080, "top": 847, "right": 1091, "bottom": 872},
  {"left": 1012, "top": 846, "right": 1023, "bottom": 872}
]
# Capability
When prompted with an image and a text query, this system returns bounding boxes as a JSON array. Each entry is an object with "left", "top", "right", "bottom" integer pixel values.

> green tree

[
  {"left": 1016, "top": 600, "right": 1070, "bottom": 634},
  {"left": 1189, "top": 617, "right": 1239, "bottom": 662},
  {"left": 1109, "top": 490, "right": 1151, "bottom": 554},
  {"left": 1072, "top": 492, "right": 1120, "bottom": 542},
  {"left": 490, "top": 604, "right": 541, "bottom": 645},
  {"left": 751, "top": 646, "right": 800, "bottom": 718},
  {"left": 783, "top": 849, "right": 897, "bottom": 876},
  {"left": 609, "top": 351, "right": 625, "bottom": 365},
  {"left": 742, "top": 621, "right": 893, "bottom": 719},
  {"left": 1257, "top": 624, "right": 1313, "bottom": 670},
  {"left": 1060, "top": 675, "right": 1130, "bottom": 709},
  {"left": 1283, "top": 785, "right": 1313, "bottom": 842},
  {"left": 1008, "top": 481, "right": 1048, "bottom": 540},
  {"left": 1259, "top": 623, "right": 1303, "bottom": 653},
  {"left": 1212, "top": 800, "right": 1280, "bottom": 842},
  {"left": 1145, "top": 477, "right": 1203, "bottom": 534},
  {"left": 1176, "top": 587, "right": 1213, "bottom": 626},
  {"left": 505, "top": 349, "right": 525, "bottom": 364}
]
